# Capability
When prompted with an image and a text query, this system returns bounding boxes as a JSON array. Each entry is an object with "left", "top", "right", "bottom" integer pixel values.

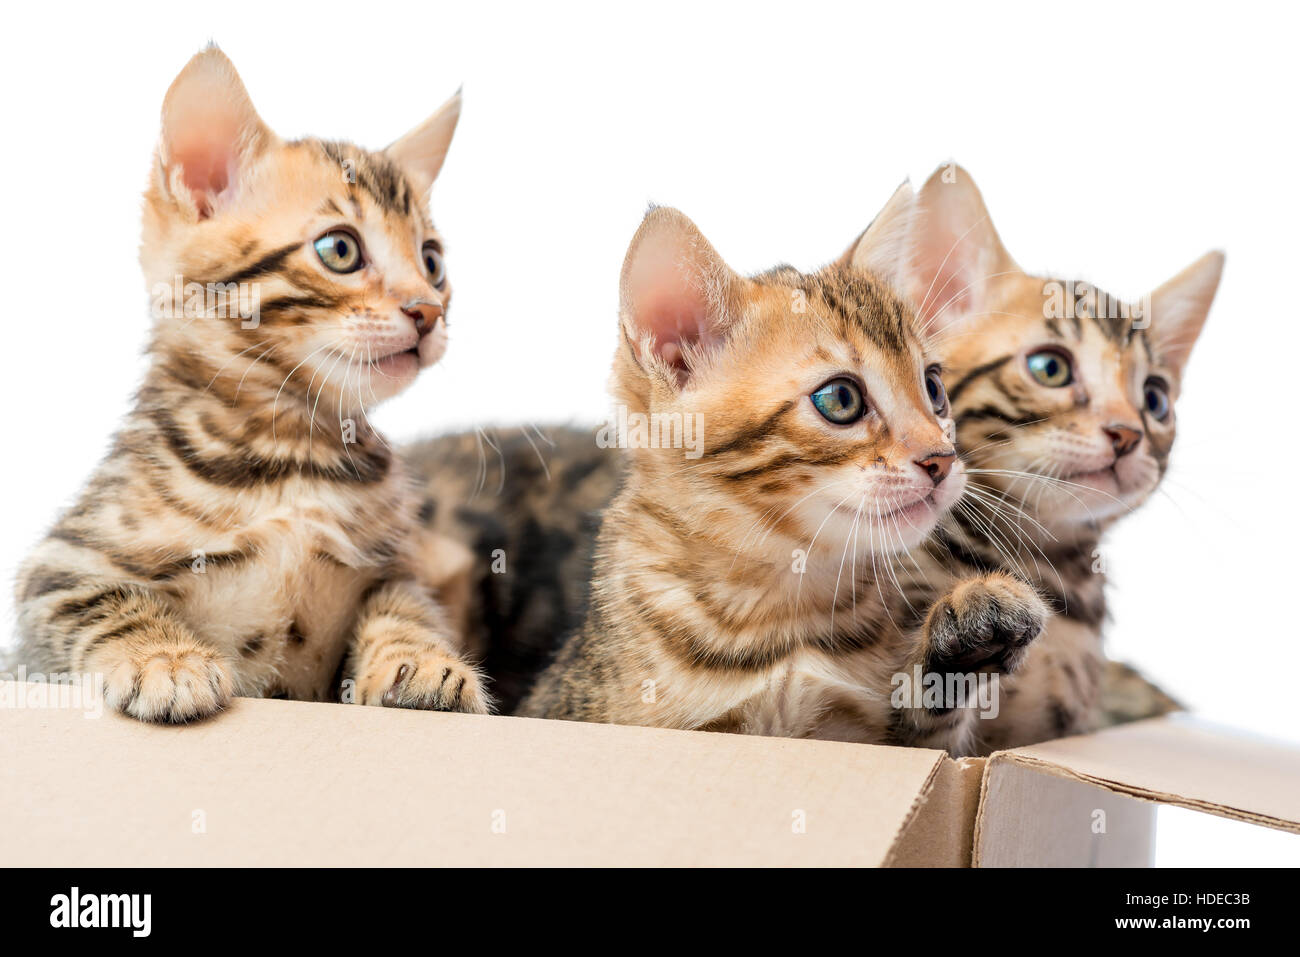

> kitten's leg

[
  {"left": 894, "top": 572, "right": 1047, "bottom": 754},
  {"left": 19, "top": 578, "right": 233, "bottom": 722},
  {"left": 408, "top": 529, "right": 478, "bottom": 658},
  {"left": 971, "top": 619, "right": 1106, "bottom": 752},
  {"left": 347, "top": 579, "right": 491, "bottom": 714}
]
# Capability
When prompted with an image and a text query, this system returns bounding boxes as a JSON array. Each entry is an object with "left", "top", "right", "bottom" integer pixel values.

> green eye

[
  {"left": 1026, "top": 349, "right": 1073, "bottom": 387},
  {"left": 811, "top": 378, "right": 866, "bottom": 424},
  {"left": 314, "top": 230, "right": 363, "bottom": 273}
]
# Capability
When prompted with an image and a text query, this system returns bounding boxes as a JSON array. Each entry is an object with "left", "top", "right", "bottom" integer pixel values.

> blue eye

[
  {"left": 811, "top": 378, "right": 866, "bottom": 424},
  {"left": 1027, "top": 349, "right": 1072, "bottom": 387},
  {"left": 1144, "top": 378, "right": 1171, "bottom": 421},
  {"left": 314, "top": 230, "right": 363, "bottom": 273}
]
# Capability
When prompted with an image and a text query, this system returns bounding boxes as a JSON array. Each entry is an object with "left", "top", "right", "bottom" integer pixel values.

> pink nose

[
  {"left": 916, "top": 448, "right": 957, "bottom": 486},
  {"left": 1104, "top": 424, "right": 1142, "bottom": 458},
  {"left": 402, "top": 299, "right": 444, "bottom": 337}
]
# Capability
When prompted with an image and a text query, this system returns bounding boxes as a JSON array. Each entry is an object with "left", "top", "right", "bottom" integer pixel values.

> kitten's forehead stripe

[
  {"left": 312, "top": 140, "right": 417, "bottom": 219},
  {"left": 1062, "top": 278, "right": 1135, "bottom": 346},
  {"left": 753, "top": 266, "right": 916, "bottom": 360}
]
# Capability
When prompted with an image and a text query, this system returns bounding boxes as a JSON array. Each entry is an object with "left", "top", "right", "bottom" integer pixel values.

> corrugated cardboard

[
  {"left": 974, "top": 716, "right": 1300, "bottom": 866},
  {"left": 2, "top": 682, "right": 1297, "bottom": 866},
  {"left": 0, "top": 682, "right": 959, "bottom": 866}
]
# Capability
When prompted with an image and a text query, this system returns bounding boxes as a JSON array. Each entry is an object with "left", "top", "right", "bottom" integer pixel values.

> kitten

[
  {"left": 12, "top": 47, "right": 490, "bottom": 722},
  {"left": 510, "top": 201, "right": 1046, "bottom": 747},
  {"left": 872, "top": 164, "right": 1221, "bottom": 751}
]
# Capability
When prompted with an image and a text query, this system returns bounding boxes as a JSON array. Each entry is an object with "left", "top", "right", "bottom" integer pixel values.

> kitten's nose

[
  {"left": 1104, "top": 424, "right": 1142, "bottom": 458},
  {"left": 401, "top": 299, "right": 444, "bottom": 337},
  {"left": 916, "top": 448, "right": 957, "bottom": 486}
]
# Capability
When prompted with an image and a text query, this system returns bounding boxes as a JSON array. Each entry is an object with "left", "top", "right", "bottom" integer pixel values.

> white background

[{"left": 1, "top": 1, "right": 1296, "bottom": 865}]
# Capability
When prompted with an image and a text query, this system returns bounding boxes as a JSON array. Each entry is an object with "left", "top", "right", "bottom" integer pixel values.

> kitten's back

[{"left": 404, "top": 426, "right": 622, "bottom": 711}]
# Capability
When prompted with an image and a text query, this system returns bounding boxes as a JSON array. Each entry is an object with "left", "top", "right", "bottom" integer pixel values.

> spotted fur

[{"left": 11, "top": 47, "right": 487, "bottom": 722}]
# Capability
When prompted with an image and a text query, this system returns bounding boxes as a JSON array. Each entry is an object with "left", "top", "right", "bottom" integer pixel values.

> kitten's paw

[
  {"left": 359, "top": 648, "right": 490, "bottom": 715},
  {"left": 90, "top": 638, "right": 233, "bottom": 723},
  {"left": 922, "top": 573, "right": 1047, "bottom": 679}
]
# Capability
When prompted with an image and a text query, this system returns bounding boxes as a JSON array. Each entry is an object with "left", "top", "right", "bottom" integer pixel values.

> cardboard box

[{"left": 1, "top": 680, "right": 1296, "bottom": 866}]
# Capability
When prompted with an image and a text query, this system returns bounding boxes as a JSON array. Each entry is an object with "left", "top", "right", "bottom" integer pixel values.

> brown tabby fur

[
  {"left": 402, "top": 426, "right": 623, "bottom": 712},
  {"left": 12, "top": 48, "right": 488, "bottom": 722}
]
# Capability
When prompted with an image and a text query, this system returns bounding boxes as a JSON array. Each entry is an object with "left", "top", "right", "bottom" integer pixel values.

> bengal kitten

[
  {"left": 505, "top": 201, "right": 1046, "bottom": 748},
  {"left": 11, "top": 47, "right": 490, "bottom": 722},
  {"left": 872, "top": 164, "right": 1221, "bottom": 751}
]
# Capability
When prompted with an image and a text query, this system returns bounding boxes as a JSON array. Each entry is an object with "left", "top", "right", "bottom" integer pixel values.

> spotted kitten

[
  {"left": 873, "top": 164, "right": 1220, "bottom": 751},
  {"left": 506, "top": 202, "right": 1045, "bottom": 747},
  {"left": 12, "top": 47, "right": 490, "bottom": 722}
]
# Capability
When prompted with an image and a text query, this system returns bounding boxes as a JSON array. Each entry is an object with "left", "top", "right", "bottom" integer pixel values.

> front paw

[
  {"left": 357, "top": 648, "right": 490, "bottom": 715},
  {"left": 922, "top": 573, "right": 1047, "bottom": 678},
  {"left": 90, "top": 637, "right": 233, "bottom": 723}
]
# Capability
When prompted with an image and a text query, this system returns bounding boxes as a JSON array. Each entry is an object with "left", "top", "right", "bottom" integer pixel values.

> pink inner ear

[
  {"left": 639, "top": 289, "right": 708, "bottom": 373},
  {"left": 910, "top": 226, "right": 980, "bottom": 324},
  {"left": 170, "top": 117, "right": 241, "bottom": 217}
]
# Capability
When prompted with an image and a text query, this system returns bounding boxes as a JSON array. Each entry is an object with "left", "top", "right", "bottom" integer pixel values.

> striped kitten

[
  {"left": 875, "top": 164, "right": 1221, "bottom": 751},
  {"left": 510, "top": 202, "right": 1047, "bottom": 747},
  {"left": 11, "top": 48, "right": 490, "bottom": 722}
]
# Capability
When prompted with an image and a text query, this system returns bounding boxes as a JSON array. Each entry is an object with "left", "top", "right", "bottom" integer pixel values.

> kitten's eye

[
  {"left": 1144, "top": 378, "right": 1171, "bottom": 421},
  {"left": 422, "top": 242, "right": 446, "bottom": 289},
  {"left": 811, "top": 378, "right": 866, "bottom": 424},
  {"left": 314, "top": 230, "right": 363, "bottom": 273},
  {"left": 925, "top": 366, "right": 949, "bottom": 416},
  {"left": 1026, "top": 349, "right": 1073, "bottom": 387}
]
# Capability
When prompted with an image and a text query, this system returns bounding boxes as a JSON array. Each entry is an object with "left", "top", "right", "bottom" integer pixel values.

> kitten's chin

[
  {"left": 1047, "top": 462, "right": 1156, "bottom": 526},
  {"left": 359, "top": 349, "right": 420, "bottom": 401},
  {"left": 822, "top": 492, "right": 943, "bottom": 555}
]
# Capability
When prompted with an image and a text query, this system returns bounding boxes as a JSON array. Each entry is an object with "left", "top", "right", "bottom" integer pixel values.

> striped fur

[{"left": 11, "top": 47, "right": 486, "bottom": 722}]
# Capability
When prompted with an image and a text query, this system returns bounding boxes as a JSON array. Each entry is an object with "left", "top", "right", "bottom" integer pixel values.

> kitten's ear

[
  {"left": 157, "top": 46, "right": 277, "bottom": 220},
  {"left": 386, "top": 90, "right": 462, "bottom": 196},
  {"left": 902, "top": 163, "right": 1019, "bottom": 332},
  {"left": 619, "top": 206, "right": 741, "bottom": 387},
  {"left": 839, "top": 180, "right": 914, "bottom": 282},
  {"left": 1147, "top": 250, "right": 1224, "bottom": 375}
]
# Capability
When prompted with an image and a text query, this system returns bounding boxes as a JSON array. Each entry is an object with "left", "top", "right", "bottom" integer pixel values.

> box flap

[
  {"left": 983, "top": 714, "right": 1300, "bottom": 835},
  {"left": 0, "top": 683, "right": 951, "bottom": 866},
  {"left": 974, "top": 760, "right": 1156, "bottom": 867},
  {"left": 885, "top": 756, "right": 984, "bottom": 867}
]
